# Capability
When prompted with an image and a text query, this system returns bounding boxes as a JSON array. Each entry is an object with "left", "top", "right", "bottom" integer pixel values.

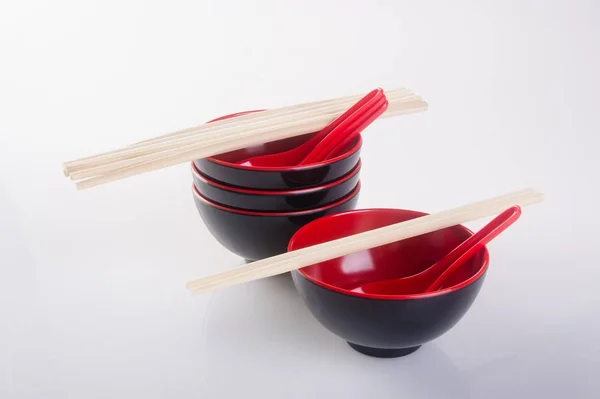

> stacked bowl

[
  {"left": 188, "top": 108, "right": 506, "bottom": 359},
  {"left": 191, "top": 111, "right": 362, "bottom": 263}
]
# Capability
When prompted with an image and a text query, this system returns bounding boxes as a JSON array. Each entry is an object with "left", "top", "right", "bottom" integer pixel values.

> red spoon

[
  {"left": 359, "top": 206, "right": 522, "bottom": 296},
  {"left": 237, "top": 88, "right": 383, "bottom": 167},
  {"left": 321, "top": 96, "right": 389, "bottom": 160},
  {"left": 299, "top": 90, "right": 388, "bottom": 165}
]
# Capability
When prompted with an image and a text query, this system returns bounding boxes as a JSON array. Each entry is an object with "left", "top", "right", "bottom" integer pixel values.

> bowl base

[
  {"left": 347, "top": 342, "right": 422, "bottom": 358},
  {"left": 244, "top": 259, "right": 255, "bottom": 264}
]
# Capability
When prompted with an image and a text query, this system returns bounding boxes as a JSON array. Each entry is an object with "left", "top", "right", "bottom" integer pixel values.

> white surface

[{"left": 1, "top": 0, "right": 599, "bottom": 398}]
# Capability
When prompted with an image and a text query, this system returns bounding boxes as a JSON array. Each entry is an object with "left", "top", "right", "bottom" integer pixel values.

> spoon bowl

[{"left": 358, "top": 206, "right": 521, "bottom": 295}]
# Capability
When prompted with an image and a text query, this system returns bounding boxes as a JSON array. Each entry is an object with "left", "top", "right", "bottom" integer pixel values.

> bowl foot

[
  {"left": 244, "top": 259, "right": 255, "bottom": 264},
  {"left": 347, "top": 342, "right": 421, "bottom": 358}
]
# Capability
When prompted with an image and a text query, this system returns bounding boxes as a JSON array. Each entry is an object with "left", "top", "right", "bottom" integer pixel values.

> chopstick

[
  {"left": 62, "top": 87, "right": 414, "bottom": 176},
  {"left": 68, "top": 94, "right": 424, "bottom": 182},
  {"left": 62, "top": 87, "right": 427, "bottom": 188},
  {"left": 72, "top": 98, "right": 427, "bottom": 190},
  {"left": 185, "top": 188, "right": 544, "bottom": 295},
  {"left": 134, "top": 88, "right": 414, "bottom": 146}
]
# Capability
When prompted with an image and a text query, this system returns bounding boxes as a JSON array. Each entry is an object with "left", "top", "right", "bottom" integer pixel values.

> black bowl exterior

[
  {"left": 193, "top": 148, "right": 361, "bottom": 190},
  {"left": 291, "top": 268, "right": 487, "bottom": 358},
  {"left": 192, "top": 187, "right": 361, "bottom": 262},
  {"left": 192, "top": 163, "right": 361, "bottom": 212}
]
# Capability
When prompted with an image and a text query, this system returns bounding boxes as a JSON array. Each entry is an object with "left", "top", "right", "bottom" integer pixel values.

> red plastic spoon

[
  {"left": 237, "top": 88, "right": 383, "bottom": 167},
  {"left": 299, "top": 91, "right": 388, "bottom": 165},
  {"left": 321, "top": 96, "right": 389, "bottom": 160},
  {"left": 359, "top": 206, "right": 522, "bottom": 296}
]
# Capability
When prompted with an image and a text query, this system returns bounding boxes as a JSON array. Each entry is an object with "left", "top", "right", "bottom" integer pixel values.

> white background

[{"left": 1, "top": 0, "right": 598, "bottom": 398}]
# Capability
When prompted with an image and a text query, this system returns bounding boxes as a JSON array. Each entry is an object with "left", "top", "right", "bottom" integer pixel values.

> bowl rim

[
  {"left": 202, "top": 110, "right": 363, "bottom": 172},
  {"left": 287, "top": 208, "right": 490, "bottom": 301},
  {"left": 192, "top": 180, "right": 361, "bottom": 216},
  {"left": 191, "top": 159, "right": 361, "bottom": 196}
]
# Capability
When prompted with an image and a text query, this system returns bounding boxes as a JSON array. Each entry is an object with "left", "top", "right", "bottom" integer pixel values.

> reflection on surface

[
  {"left": 463, "top": 341, "right": 599, "bottom": 398},
  {"left": 338, "top": 250, "right": 376, "bottom": 288},
  {"left": 199, "top": 272, "right": 470, "bottom": 398}
]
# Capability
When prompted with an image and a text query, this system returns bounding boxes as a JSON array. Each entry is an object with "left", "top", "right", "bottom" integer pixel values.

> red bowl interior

[
  {"left": 203, "top": 110, "right": 363, "bottom": 171},
  {"left": 192, "top": 180, "right": 361, "bottom": 216},
  {"left": 191, "top": 159, "right": 361, "bottom": 195},
  {"left": 288, "top": 208, "right": 489, "bottom": 300}
]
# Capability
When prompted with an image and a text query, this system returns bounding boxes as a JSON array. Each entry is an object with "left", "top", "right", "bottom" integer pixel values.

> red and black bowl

[
  {"left": 193, "top": 111, "right": 362, "bottom": 190},
  {"left": 192, "top": 181, "right": 361, "bottom": 263},
  {"left": 191, "top": 159, "right": 361, "bottom": 212},
  {"left": 287, "top": 208, "right": 489, "bottom": 358}
]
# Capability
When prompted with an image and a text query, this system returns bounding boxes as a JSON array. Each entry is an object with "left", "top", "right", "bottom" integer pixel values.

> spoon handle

[
  {"left": 314, "top": 88, "right": 382, "bottom": 139},
  {"left": 325, "top": 96, "right": 389, "bottom": 159},
  {"left": 299, "top": 88, "right": 384, "bottom": 165},
  {"left": 425, "top": 206, "right": 522, "bottom": 292}
]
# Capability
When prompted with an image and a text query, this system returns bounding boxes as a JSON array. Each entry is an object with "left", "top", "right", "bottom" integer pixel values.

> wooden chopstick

[
  {"left": 187, "top": 187, "right": 538, "bottom": 291},
  {"left": 64, "top": 89, "right": 415, "bottom": 177},
  {"left": 68, "top": 94, "right": 423, "bottom": 181},
  {"left": 185, "top": 188, "right": 544, "bottom": 295},
  {"left": 72, "top": 99, "right": 427, "bottom": 189},
  {"left": 63, "top": 88, "right": 412, "bottom": 175},
  {"left": 67, "top": 92, "right": 420, "bottom": 180},
  {"left": 133, "top": 88, "right": 413, "bottom": 146}
]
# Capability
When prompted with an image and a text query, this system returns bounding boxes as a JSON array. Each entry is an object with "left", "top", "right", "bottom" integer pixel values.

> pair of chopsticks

[
  {"left": 186, "top": 188, "right": 544, "bottom": 295},
  {"left": 62, "top": 87, "right": 427, "bottom": 190}
]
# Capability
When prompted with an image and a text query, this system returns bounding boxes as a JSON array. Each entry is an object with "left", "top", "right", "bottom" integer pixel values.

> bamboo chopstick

[
  {"left": 133, "top": 88, "right": 413, "bottom": 146},
  {"left": 73, "top": 99, "right": 427, "bottom": 189},
  {"left": 67, "top": 94, "right": 423, "bottom": 181},
  {"left": 185, "top": 188, "right": 544, "bottom": 295},
  {"left": 62, "top": 88, "right": 413, "bottom": 175}
]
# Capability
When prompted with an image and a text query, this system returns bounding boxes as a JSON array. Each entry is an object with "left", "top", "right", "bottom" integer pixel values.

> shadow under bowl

[
  {"left": 287, "top": 208, "right": 489, "bottom": 358},
  {"left": 192, "top": 181, "right": 361, "bottom": 262},
  {"left": 191, "top": 158, "right": 361, "bottom": 212},
  {"left": 193, "top": 110, "right": 362, "bottom": 190}
]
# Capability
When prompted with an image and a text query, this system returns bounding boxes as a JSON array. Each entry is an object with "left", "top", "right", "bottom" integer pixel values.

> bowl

[
  {"left": 287, "top": 208, "right": 489, "bottom": 358},
  {"left": 192, "top": 180, "right": 361, "bottom": 263},
  {"left": 191, "top": 158, "right": 361, "bottom": 212},
  {"left": 193, "top": 110, "right": 362, "bottom": 190}
]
